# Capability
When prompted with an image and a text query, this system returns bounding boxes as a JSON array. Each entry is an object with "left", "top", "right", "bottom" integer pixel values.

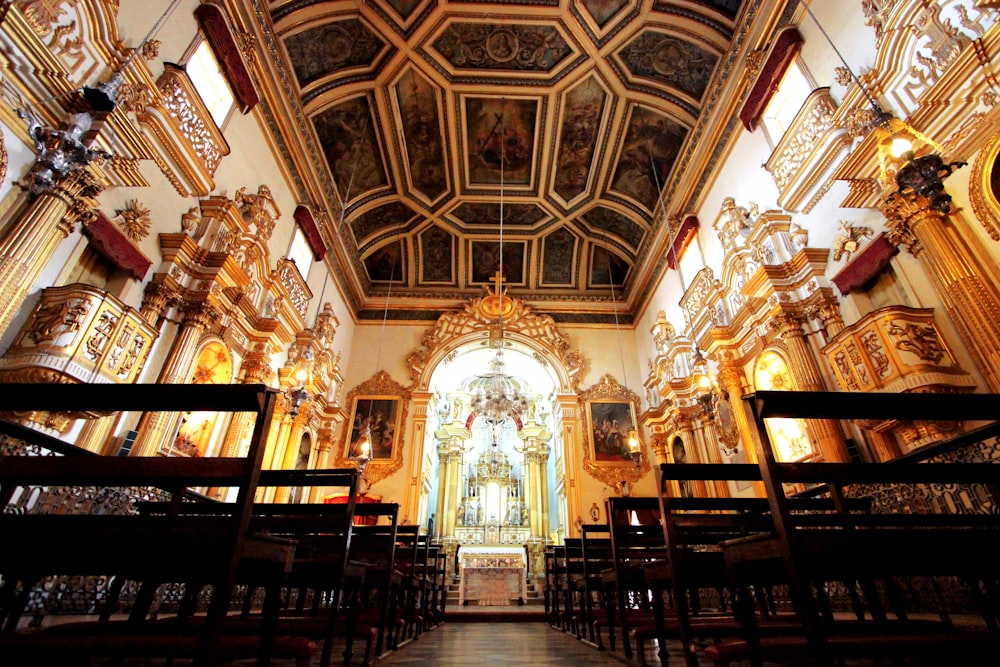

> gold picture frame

[
  {"left": 579, "top": 374, "right": 649, "bottom": 486},
  {"left": 970, "top": 127, "right": 1000, "bottom": 241},
  {"left": 336, "top": 370, "right": 410, "bottom": 486}
]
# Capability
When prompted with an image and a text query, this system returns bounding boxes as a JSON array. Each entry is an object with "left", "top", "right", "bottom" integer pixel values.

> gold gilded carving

[
  {"left": 278, "top": 258, "right": 310, "bottom": 320},
  {"left": 886, "top": 320, "right": 945, "bottom": 363},
  {"left": 335, "top": 370, "right": 411, "bottom": 487},
  {"left": 235, "top": 184, "right": 278, "bottom": 242},
  {"left": 407, "top": 294, "right": 584, "bottom": 391},
  {"left": 823, "top": 306, "right": 972, "bottom": 394},
  {"left": 158, "top": 65, "right": 225, "bottom": 175},
  {"left": 14, "top": 0, "right": 65, "bottom": 35},
  {"left": 113, "top": 199, "right": 151, "bottom": 242},
  {"left": 0, "top": 283, "right": 157, "bottom": 387},
  {"left": 766, "top": 89, "right": 837, "bottom": 191},
  {"left": 832, "top": 221, "right": 874, "bottom": 262},
  {"left": 578, "top": 374, "right": 649, "bottom": 487},
  {"left": 969, "top": 128, "right": 1000, "bottom": 241}
]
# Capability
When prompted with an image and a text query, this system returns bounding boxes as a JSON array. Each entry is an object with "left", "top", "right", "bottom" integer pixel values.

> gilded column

[
  {"left": 444, "top": 445, "right": 464, "bottom": 537},
  {"left": 771, "top": 314, "right": 851, "bottom": 462},
  {"left": 308, "top": 424, "right": 336, "bottom": 502},
  {"left": 139, "top": 282, "right": 177, "bottom": 326},
  {"left": 883, "top": 194, "right": 1000, "bottom": 393},
  {"left": 716, "top": 355, "right": 758, "bottom": 466},
  {"left": 435, "top": 441, "right": 452, "bottom": 539},
  {"left": 74, "top": 415, "right": 117, "bottom": 454},
  {"left": 0, "top": 170, "right": 103, "bottom": 337},
  {"left": 673, "top": 414, "right": 708, "bottom": 497},
  {"left": 130, "top": 300, "right": 221, "bottom": 456},
  {"left": 220, "top": 350, "right": 274, "bottom": 458},
  {"left": 869, "top": 429, "right": 903, "bottom": 462},
  {"left": 273, "top": 410, "right": 312, "bottom": 504}
]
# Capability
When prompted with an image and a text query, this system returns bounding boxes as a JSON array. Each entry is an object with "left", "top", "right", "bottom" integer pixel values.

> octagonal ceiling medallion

[{"left": 618, "top": 29, "right": 719, "bottom": 101}]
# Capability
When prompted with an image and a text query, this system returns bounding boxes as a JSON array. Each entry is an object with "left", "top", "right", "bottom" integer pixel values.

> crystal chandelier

[{"left": 470, "top": 343, "right": 529, "bottom": 426}]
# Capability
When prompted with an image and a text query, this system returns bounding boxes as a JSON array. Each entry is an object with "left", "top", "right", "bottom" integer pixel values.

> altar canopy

[{"left": 457, "top": 545, "right": 527, "bottom": 606}]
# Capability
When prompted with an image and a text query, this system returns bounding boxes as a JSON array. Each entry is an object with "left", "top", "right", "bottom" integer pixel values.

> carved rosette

[
  {"left": 335, "top": 370, "right": 411, "bottom": 487},
  {"left": 578, "top": 374, "right": 649, "bottom": 486}
]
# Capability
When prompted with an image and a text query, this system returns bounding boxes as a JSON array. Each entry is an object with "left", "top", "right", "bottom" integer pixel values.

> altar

[{"left": 457, "top": 545, "right": 527, "bottom": 606}]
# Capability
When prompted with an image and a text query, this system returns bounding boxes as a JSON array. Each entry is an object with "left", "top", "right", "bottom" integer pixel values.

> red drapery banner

[{"left": 82, "top": 213, "right": 152, "bottom": 282}]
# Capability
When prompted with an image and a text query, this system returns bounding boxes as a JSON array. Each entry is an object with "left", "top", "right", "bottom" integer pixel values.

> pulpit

[{"left": 457, "top": 545, "right": 526, "bottom": 606}]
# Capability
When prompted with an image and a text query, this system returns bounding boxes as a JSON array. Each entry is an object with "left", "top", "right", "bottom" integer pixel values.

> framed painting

[
  {"left": 347, "top": 397, "right": 400, "bottom": 460},
  {"left": 336, "top": 370, "right": 410, "bottom": 486},
  {"left": 586, "top": 400, "right": 636, "bottom": 463},
  {"left": 579, "top": 374, "right": 649, "bottom": 485}
]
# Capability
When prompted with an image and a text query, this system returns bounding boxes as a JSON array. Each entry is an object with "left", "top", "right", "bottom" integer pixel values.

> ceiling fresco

[{"left": 263, "top": 0, "right": 754, "bottom": 322}]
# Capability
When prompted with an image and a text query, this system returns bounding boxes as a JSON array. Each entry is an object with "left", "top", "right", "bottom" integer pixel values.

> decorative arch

[{"left": 406, "top": 292, "right": 585, "bottom": 393}]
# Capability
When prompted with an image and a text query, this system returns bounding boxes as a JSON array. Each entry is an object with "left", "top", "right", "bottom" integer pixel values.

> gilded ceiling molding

[{"left": 405, "top": 293, "right": 584, "bottom": 393}]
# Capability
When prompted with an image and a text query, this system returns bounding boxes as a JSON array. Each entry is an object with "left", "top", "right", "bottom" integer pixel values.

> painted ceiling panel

[
  {"left": 553, "top": 76, "right": 608, "bottom": 203},
  {"left": 284, "top": 20, "right": 385, "bottom": 87},
  {"left": 618, "top": 31, "right": 719, "bottom": 100},
  {"left": 464, "top": 97, "right": 539, "bottom": 188},
  {"left": 313, "top": 97, "right": 389, "bottom": 203},
  {"left": 431, "top": 23, "right": 572, "bottom": 73},
  {"left": 351, "top": 202, "right": 418, "bottom": 248},
  {"left": 581, "top": 206, "right": 646, "bottom": 252},
  {"left": 419, "top": 226, "right": 455, "bottom": 283},
  {"left": 610, "top": 105, "right": 688, "bottom": 213},
  {"left": 394, "top": 69, "right": 449, "bottom": 203},
  {"left": 541, "top": 227, "right": 579, "bottom": 286},
  {"left": 450, "top": 202, "right": 548, "bottom": 229},
  {"left": 264, "top": 0, "right": 751, "bottom": 322}
]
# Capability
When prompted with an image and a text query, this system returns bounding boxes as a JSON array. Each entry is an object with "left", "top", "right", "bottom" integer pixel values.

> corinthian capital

[
  {"left": 182, "top": 299, "right": 222, "bottom": 329},
  {"left": 769, "top": 312, "right": 805, "bottom": 339}
]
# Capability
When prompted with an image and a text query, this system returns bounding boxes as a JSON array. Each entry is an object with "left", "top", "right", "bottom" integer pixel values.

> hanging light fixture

[
  {"left": 16, "top": 0, "right": 183, "bottom": 195},
  {"left": 800, "top": 2, "right": 964, "bottom": 196},
  {"left": 599, "top": 224, "right": 643, "bottom": 470},
  {"left": 469, "top": 110, "right": 530, "bottom": 439}
]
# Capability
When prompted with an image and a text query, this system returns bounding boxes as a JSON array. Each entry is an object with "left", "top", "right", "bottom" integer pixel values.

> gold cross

[{"left": 491, "top": 269, "right": 506, "bottom": 297}]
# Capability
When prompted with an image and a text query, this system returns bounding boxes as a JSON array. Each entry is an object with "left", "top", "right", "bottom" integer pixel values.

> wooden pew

[
  {"left": 579, "top": 523, "right": 613, "bottom": 646},
  {"left": 603, "top": 496, "right": 668, "bottom": 661},
  {"left": 123, "top": 468, "right": 360, "bottom": 667},
  {"left": 343, "top": 502, "right": 400, "bottom": 667},
  {"left": 0, "top": 383, "right": 296, "bottom": 666},
  {"left": 710, "top": 390, "right": 1000, "bottom": 666}
]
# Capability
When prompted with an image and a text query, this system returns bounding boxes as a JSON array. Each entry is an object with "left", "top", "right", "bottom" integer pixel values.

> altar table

[{"left": 457, "top": 545, "right": 526, "bottom": 606}]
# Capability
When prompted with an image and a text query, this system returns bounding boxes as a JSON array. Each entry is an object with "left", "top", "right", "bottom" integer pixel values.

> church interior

[{"left": 2, "top": 0, "right": 1000, "bottom": 665}]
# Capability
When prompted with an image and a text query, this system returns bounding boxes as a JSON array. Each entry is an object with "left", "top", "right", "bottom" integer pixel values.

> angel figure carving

[{"left": 832, "top": 221, "right": 873, "bottom": 262}]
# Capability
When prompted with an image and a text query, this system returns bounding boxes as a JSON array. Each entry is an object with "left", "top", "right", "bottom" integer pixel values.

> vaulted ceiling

[{"left": 258, "top": 0, "right": 770, "bottom": 323}]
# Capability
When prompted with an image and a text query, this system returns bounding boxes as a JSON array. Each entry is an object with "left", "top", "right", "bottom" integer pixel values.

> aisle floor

[{"left": 378, "top": 622, "right": 633, "bottom": 666}]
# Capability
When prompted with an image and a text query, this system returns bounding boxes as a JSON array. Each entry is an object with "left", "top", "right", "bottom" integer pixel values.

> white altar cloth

[{"left": 457, "top": 545, "right": 526, "bottom": 606}]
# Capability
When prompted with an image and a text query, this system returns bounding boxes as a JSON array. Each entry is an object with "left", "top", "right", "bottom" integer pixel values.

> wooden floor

[{"left": 62, "top": 614, "right": 1000, "bottom": 666}]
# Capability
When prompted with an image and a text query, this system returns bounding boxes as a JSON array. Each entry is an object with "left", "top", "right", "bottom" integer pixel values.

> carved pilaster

[
  {"left": 769, "top": 314, "right": 850, "bottom": 462},
  {"left": 139, "top": 281, "right": 178, "bottom": 325},
  {"left": 882, "top": 191, "right": 1000, "bottom": 393},
  {"left": 0, "top": 169, "right": 104, "bottom": 337}
]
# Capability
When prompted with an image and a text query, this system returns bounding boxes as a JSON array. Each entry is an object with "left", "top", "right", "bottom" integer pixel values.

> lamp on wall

[
  {"left": 800, "top": 2, "right": 964, "bottom": 198},
  {"left": 286, "top": 345, "right": 312, "bottom": 420},
  {"left": 691, "top": 346, "right": 720, "bottom": 420}
]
